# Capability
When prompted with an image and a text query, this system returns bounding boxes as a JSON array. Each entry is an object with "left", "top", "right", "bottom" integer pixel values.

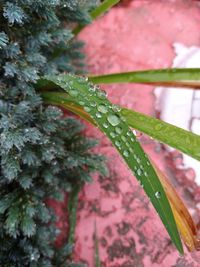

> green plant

[
  {"left": 37, "top": 0, "right": 200, "bottom": 256},
  {"left": 0, "top": 1, "right": 107, "bottom": 266},
  {"left": 1, "top": 0, "right": 200, "bottom": 266}
]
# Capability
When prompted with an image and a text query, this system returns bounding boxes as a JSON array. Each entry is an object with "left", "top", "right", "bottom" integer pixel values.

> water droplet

[
  {"left": 69, "top": 89, "right": 78, "bottom": 96},
  {"left": 121, "top": 116, "right": 126, "bottom": 122},
  {"left": 139, "top": 181, "right": 144, "bottom": 188},
  {"left": 97, "top": 90, "right": 107, "bottom": 99},
  {"left": 129, "top": 147, "right": 133, "bottom": 153},
  {"left": 84, "top": 106, "right": 91, "bottom": 112},
  {"left": 31, "top": 254, "right": 35, "bottom": 261},
  {"left": 127, "top": 131, "right": 131, "bottom": 136},
  {"left": 144, "top": 172, "right": 148, "bottom": 177},
  {"left": 79, "top": 101, "right": 85, "bottom": 105},
  {"left": 78, "top": 77, "right": 87, "bottom": 84},
  {"left": 103, "top": 122, "right": 109, "bottom": 129},
  {"left": 131, "top": 137, "right": 135, "bottom": 142},
  {"left": 123, "top": 150, "right": 129, "bottom": 157},
  {"left": 112, "top": 104, "right": 121, "bottom": 112},
  {"left": 115, "top": 127, "right": 122, "bottom": 134},
  {"left": 136, "top": 158, "right": 141, "bottom": 164},
  {"left": 89, "top": 86, "right": 96, "bottom": 93},
  {"left": 97, "top": 104, "right": 108, "bottom": 114},
  {"left": 155, "top": 191, "right": 161, "bottom": 199},
  {"left": 96, "top": 112, "right": 102, "bottom": 118},
  {"left": 24, "top": 128, "right": 29, "bottom": 133},
  {"left": 69, "top": 80, "right": 74, "bottom": 86},
  {"left": 133, "top": 130, "right": 137, "bottom": 136},
  {"left": 110, "top": 132, "right": 116, "bottom": 138},
  {"left": 137, "top": 169, "right": 142, "bottom": 176},
  {"left": 121, "top": 136, "right": 126, "bottom": 142},
  {"left": 115, "top": 140, "right": 121, "bottom": 147},
  {"left": 107, "top": 114, "right": 121, "bottom": 126},
  {"left": 90, "top": 102, "right": 96, "bottom": 107}
]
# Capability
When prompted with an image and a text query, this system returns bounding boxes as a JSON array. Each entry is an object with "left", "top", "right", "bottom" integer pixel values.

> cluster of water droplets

[{"left": 50, "top": 74, "right": 163, "bottom": 201}]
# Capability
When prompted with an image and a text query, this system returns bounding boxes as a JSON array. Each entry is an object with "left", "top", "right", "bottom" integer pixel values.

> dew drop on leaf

[
  {"left": 84, "top": 106, "right": 91, "bottom": 112},
  {"left": 133, "top": 130, "right": 137, "bottom": 136},
  {"left": 90, "top": 102, "right": 96, "bottom": 107},
  {"left": 96, "top": 112, "right": 102, "bottom": 118},
  {"left": 155, "top": 191, "right": 161, "bottom": 199},
  {"left": 136, "top": 158, "right": 141, "bottom": 164},
  {"left": 89, "top": 86, "right": 96, "bottom": 93},
  {"left": 121, "top": 136, "right": 126, "bottom": 142},
  {"left": 69, "top": 89, "right": 78, "bottom": 96},
  {"left": 97, "top": 90, "right": 107, "bottom": 99},
  {"left": 137, "top": 169, "right": 142, "bottom": 176},
  {"left": 115, "top": 127, "right": 122, "bottom": 134},
  {"left": 110, "top": 132, "right": 116, "bottom": 138},
  {"left": 97, "top": 104, "right": 108, "bottom": 114},
  {"left": 69, "top": 80, "right": 74, "bottom": 86},
  {"left": 127, "top": 131, "right": 131, "bottom": 136},
  {"left": 115, "top": 140, "right": 121, "bottom": 147},
  {"left": 112, "top": 104, "right": 121, "bottom": 112},
  {"left": 107, "top": 114, "right": 121, "bottom": 126},
  {"left": 123, "top": 150, "right": 129, "bottom": 157},
  {"left": 103, "top": 122, "right": 109, "bottom": 129}
]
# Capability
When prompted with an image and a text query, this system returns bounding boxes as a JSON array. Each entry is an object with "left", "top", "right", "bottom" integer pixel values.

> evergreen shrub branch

[{"left": 0, "top": 1, "right": 106, "bottom": 266}]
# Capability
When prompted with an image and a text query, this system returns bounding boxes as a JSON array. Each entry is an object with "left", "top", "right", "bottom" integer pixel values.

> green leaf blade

[
  {"left": 121, "top": 108, "right": 200, "bottom": 161},
  {"left": 73, "top": 0, "right": 120, "bottom": 36},
  {"left": 41, "top": 92, "right": 200, "bottom": 163},
  {"left": 41, "top": 74, "right": 183, "bottom": 254},
  {"left": 89, "top": 68, "right": 200, "bottom": 88}
]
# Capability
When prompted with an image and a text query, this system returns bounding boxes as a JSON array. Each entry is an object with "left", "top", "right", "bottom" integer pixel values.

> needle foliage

[{"left": 0, "top": 1, "right": 106, "bottom": 266}]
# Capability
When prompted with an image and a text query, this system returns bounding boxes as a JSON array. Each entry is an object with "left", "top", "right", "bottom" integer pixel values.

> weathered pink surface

[{"left": 70, "top": 1, "right": 200, "bottom": 266}]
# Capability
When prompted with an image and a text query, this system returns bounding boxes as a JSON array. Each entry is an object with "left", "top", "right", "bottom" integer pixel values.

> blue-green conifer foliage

[{"left": 0, "top": 1, "right": 105, "bottom": 266}]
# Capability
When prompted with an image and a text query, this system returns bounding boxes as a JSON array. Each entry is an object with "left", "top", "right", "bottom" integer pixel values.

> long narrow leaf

[
  {"left": 41, "top": 92, "right": 96, "bottom": 126},
  {"left": 89, "top": 68, "right": 200, "bottom": 88},
  {"left": 121, "top": 108, "right": 200, "bottom": 161},
  {"left": 41, "top": 92, "right": 200, "bottom": 162},
  {"left": 73, "top": 0, "right": 120, "bottom": 36},
  {"left": 152, "top": 160, "right": 200, "bottom": 251},
  {"left": 40, "top": 75, "right": 183, "bottom": 254}
]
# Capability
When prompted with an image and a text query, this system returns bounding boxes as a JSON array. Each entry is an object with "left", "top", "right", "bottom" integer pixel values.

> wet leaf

[
  {"left": 121, "top": 108, "right": 200, "bottom": 161},
  {"left": 152, "top": 160, "right": 200, "bottom": 252},
  {"left": 89, "top": 68, "right": 200, "bottom": 89},
  {"left": 42, "top": 92, "right": 200, "bottom": 162},
  {"left": 40, "top": 74, "right": 183, "bottom": 254}
]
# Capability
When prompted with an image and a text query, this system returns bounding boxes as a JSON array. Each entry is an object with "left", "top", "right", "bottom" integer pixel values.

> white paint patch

[{"left": 155, "top": 43, "right": 200, "bottom": 185}]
